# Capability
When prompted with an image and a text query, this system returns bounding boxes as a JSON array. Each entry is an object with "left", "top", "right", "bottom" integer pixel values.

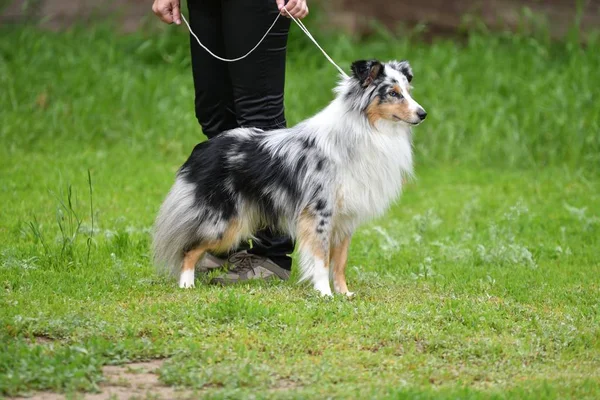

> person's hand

[
  {"left": 152, "top": 0, "right": 182, "bottom": 25},
  {"left": 276, "top": 0, "right": 309, "bottom": 19}
]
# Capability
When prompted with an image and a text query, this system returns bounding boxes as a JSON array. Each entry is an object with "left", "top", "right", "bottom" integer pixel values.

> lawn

[{"left": 1, "top": 16, "right": 599, "bottom": 399}]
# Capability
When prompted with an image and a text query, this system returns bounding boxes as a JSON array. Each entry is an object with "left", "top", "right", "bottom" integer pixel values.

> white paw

[
  {"left": 179, "top": 269, "right": 195, "bottom": 289},
  {"left": 333, "top": 284, "right": 354, "bottom": 298},
  {"left": 314, "top": 280, "right": 333, "bottom": 297}
]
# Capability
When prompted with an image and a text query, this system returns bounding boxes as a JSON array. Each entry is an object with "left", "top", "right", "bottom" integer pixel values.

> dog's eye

[{"left": 389, "top": 91, "right": 403, "bottom": 99}]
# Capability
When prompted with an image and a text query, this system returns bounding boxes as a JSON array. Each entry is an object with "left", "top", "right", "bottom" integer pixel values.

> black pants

[{"left": 187, "top": 0, "right": 294, "bottom": 270}]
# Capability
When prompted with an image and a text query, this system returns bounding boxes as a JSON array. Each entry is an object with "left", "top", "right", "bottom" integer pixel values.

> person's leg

[
  {"left": 187, "top": 0, "right": 240, "bottom": 273},
  {"left": 222, "top": 0, "right": 289, "bottom": 130},
  {"left": 187, "top": 0, "right": 238, "bottom": 138},
  {"left": 222, "top": 0, "right": 294, "bottom": 271}
]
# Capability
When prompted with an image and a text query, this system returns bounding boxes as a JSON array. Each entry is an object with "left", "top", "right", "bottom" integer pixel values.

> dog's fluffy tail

[{"left": 152, "top": 177, "right": 199, "bottom": 276}]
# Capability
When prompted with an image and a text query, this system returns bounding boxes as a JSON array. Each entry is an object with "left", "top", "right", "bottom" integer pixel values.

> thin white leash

[{"left": 180, "top": 7, "right": 349, "bottom": 78}]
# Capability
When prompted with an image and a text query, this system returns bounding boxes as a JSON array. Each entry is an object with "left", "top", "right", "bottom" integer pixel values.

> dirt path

[{"left": 11, "top": 360, "right": 195, "bottom": 400}]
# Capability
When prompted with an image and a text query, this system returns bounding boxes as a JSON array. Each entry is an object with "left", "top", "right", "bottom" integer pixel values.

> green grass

[{"left": 1, "top": 17, "right": 599, "bottom": 399}]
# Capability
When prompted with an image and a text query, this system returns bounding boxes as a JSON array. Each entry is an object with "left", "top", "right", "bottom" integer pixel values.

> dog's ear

[
  {"left": 351, "top": 60, "right": 384, "bottom": 87},
  {"left": 388, "top": 60, "right": 413, "bottom": 82}
]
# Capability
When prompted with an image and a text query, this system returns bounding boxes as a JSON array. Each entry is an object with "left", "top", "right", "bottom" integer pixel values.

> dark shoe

[
  {"left": 210, "top": 251, "right": 290, "bottom": 285},
  {"left": 196, "top": 253, "right": 227, "bottom": 272}
]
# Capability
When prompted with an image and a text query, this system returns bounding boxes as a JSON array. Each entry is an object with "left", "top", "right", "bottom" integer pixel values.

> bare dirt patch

[
  {"left": 88, "top": 360, "right": 194, "bottom": 400},
  {"left": 24, "top": 335, "right": 57, "bottom": 346},
  {"left": 270, "top": 377, "right": 300, "bottom": 392},
  {"left": 11, "top": 360, "right": 195, "bottom": 400}
]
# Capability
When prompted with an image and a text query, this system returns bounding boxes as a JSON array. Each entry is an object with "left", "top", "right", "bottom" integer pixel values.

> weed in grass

[
  {"left": 86, "top": 169, "right": 95, "bottom": 264},
  {"left": 21, "top": 178, "right": 97, "bottom": 272},
  {"left": 53, "top": 184, "right": 83, "bottom": 263}
]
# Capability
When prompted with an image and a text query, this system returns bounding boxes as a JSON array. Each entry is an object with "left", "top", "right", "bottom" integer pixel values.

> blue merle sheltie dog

[{"left": 153, "top": 59, "right": 427, "bottom": 296}]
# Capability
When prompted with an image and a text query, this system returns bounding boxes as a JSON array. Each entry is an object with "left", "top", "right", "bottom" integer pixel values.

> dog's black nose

[{"left": 417, "top": 109, "right": 427, "bottom": 120}]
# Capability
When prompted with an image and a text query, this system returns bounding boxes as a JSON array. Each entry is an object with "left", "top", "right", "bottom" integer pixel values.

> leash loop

[
  {"left": 180, "top": 8, "right": 349, "bottom": 78},
  {"left": 181, "top": 13, "right": 281, "bottom": 63}
]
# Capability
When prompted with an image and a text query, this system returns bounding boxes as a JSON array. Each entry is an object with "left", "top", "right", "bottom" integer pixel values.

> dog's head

[{"left": 348, "top": 59, "right": 427, "bottom": 126}]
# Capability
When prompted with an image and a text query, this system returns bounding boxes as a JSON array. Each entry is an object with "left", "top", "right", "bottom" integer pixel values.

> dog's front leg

[
  {"left": 297, "top": 209, "right": 332, "bottom": 296},
  {"left": 308, "top": 250, "right": 332, "bottom": 296},
  {"left": 331, "top": 235, "right": 353, "bottom": 296}
]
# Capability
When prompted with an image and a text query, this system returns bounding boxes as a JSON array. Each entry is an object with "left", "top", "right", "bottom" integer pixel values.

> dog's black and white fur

[{"left": 153, "top": 59, "right": 427, "bottom": 296}]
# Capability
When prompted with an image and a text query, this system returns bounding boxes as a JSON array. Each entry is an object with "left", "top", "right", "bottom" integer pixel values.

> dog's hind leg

[
  {"left": 179, "top": 218, "right": 244, "bottom": 289},
  {"left": 331, "top": 236, "right": 353, "bottom": 296},
  {"left": 179, "top": 246, "right": 207, "bottom": 288},
  {"left": 297, "top": 209, "right": 332, "bottom": 296}
]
